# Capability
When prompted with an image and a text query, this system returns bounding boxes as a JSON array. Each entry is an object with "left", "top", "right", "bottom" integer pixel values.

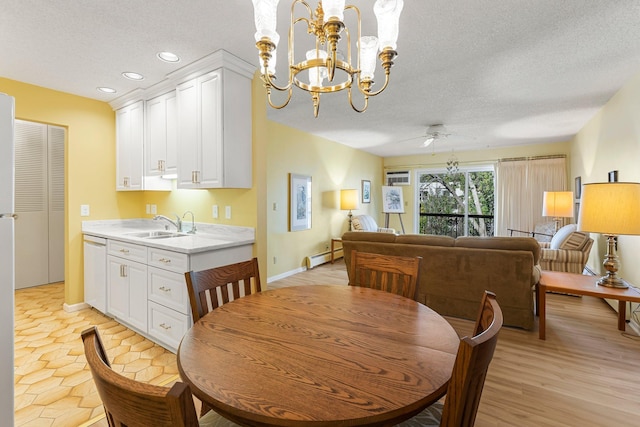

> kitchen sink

[{"left": 126, "top": 231, "right": 189, "bottom": 239}]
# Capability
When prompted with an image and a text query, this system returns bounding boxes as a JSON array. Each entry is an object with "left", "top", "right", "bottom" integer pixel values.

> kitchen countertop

[{"left": 82, "top": 219, "right": 255, "bottom": 254}]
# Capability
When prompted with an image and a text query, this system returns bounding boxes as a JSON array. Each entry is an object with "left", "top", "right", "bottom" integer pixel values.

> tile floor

[{"left": 14, "top": 283, "right": 178, "bottom": 427}]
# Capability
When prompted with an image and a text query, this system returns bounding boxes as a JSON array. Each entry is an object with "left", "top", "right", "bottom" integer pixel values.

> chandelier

[{"left": 251, "top": 0, "right": 404, "bottom": 117}]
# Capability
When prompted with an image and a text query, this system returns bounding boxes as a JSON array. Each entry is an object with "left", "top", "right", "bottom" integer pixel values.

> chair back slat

[
  {"left": 81, "top": 326, "right": 199, "bottom": 427},
  {"left": 349, "top": 250, "right": 422, "bottom": 300},
  {"left": 440, "top": 291, "right": 503, "bottom": 427},
  {"left": 185, "top": 258, "right": 261, "bottom": 322}
]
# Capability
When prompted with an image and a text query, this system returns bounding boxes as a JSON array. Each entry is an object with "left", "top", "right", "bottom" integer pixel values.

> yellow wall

[
  {"left": 383, "top": 141, "right": 572, "bottom": 233},
  {"left": 265, "top": 121, "right": 384, "bottom": 279},
  {"left": 571, "top": 70, "right": 640, "bottom": 286}
]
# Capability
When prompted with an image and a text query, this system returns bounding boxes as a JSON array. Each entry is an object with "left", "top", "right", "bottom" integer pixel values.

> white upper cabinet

[
  {"left": 145, "top": 91, "right": 177, "bottom": 177},
  {"left": 176, "top": 68, "right": 252, "bottom": 189},
  {"left": 115, "top": 100, "right": 144, "bottom": 191}
]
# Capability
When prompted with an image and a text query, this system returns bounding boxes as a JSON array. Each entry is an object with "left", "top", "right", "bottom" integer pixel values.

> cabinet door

[
  {"left": 107, "top": 256, "right": 129, "bottom": 320},
  {"left": 116, "top": 100, "right": 144, "bottom": 190},
  {"left": 146, "top": 91, "right": 177, "bottom": 176},
  {"left": 127, "top": 261, "right": 148, "bottom": 332},
  {"left": 198, "top": 71, "right": 223, "bottom": 188},
  {"left": 176, "top": 78, "right": 200, "bottom": 188}
]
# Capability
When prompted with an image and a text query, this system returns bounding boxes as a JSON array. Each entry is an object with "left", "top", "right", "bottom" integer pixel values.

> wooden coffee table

[{"left": 538, "top": 271, "right": 640, "bottom": 339}]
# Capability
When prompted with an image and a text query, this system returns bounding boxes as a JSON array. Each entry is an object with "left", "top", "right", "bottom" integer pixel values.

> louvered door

[{"left": 14, "top": 120, "right": 65, "bottom": 289}]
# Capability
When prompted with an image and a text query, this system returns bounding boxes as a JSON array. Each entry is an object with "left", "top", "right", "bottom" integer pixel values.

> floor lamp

[
  {"left": 577, "top": 182, "right": 640, "bottom": 288},
  {"left": 542, "top": 191, "right": 574, "bottom": 233},
  {"left": 340, "top": 189, "right": 359, "bottom": 231}
]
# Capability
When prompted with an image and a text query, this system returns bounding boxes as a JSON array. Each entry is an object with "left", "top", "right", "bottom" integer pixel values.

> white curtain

[{"left": 495, "top": 157, "right": 567, "bottom": 236}]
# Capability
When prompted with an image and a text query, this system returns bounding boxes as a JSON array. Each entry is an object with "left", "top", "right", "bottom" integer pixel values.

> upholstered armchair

[
  {"left": 539, "top": 224, "right": 593, "bottom": 274},
  {"left": 351, "top": 215, "right": 396, "bottom": 234}
]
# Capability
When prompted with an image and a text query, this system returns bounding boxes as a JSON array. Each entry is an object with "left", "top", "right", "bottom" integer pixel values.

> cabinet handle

[
  {"left": 159, "top": 323, "right": 172, "bottom": 330},
  {"left": 158, "top": 159, "right": 165, "bottom": 172},
  {"left": 191, "top": 170, "right": 201, "bottom": 184},
  {"left": 123, "top": 176, "right": 129, "bottom": 187},
  {"left": 119, "top": 264, "right": 128, "bottom": 278},
  {"left": 159, "top": 286, "right": 171, "bottom": 292},
  {"left": 158, "top": 258, "right": 171, "bottom": 264},
  {"left": 119, "top": 248, "right": 130, "bottom": 254}
]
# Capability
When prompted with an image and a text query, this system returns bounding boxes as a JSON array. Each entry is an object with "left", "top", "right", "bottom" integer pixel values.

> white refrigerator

[{"left": 0, "top": 93, "right": 16, "bottom": 426}]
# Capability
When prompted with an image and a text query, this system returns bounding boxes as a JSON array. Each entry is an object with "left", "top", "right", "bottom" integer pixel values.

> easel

[{"left": 384, "top": 212, "right": 405, "bottom": 234}]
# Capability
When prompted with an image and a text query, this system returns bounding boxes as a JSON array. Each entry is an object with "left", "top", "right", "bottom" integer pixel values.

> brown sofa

[{"left": 342, "top": 232, "right": 541, "bottom": 330}]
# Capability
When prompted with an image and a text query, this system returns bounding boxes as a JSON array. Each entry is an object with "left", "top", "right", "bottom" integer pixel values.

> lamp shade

[
  {"left": 542, "top": 191, "right": 574, "bottom": 218},
  {"left": 340, "top": 189, "right": 359, "bottom": 210},
  {"left": 577, "top": 182, "right": 640, "bottom": 235},
  {"left": 374, "top": 0, "right": 404, "bottom": 50}
]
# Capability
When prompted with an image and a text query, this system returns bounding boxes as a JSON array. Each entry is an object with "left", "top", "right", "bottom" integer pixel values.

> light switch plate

[
  {"left": 80, "top": 204, "right": 90, "bottom": 217},
  {"left": 225, "top": 206, "right": 231, "bottom": 219},
  {"left": 151, "top": 204, "right": 157, "bottom": 214},
  {"left": 212, "top": 205, "right": 219, "bottom": 219}
]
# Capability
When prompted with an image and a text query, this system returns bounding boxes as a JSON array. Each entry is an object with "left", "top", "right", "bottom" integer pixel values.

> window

[{"left": 416, "top": 166, "right": 495, "bottom": 237}]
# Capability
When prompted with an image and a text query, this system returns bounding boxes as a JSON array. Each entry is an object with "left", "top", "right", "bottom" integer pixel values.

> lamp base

[{"left": 597, "top": 275, "right": 628, "bottom": 289}]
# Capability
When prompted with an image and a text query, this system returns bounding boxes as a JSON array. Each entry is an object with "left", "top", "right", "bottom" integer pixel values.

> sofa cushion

[
  {"left": 455, "top": 236, "right": 541, "bottom": 264},
  {"left": 396, "top": 234, "right": 455, "bottom": 247},
  {"left": 352, "top": 215, "right": 377, "bottom": 231},
  {"left": 342, "top": 231, "right": 397, "bottom": 243},
  {"left": 550, "top": 224, "right": 577, "bottom": 249}
]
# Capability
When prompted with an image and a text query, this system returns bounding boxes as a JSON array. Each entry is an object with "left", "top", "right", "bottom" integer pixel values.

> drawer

[
  {"left": 148, "top": 247, "right": 189, "bottom": 274},
  {"left": 148, "top": 301, "right": 191, "bottom": 352},
  {"left": 108, "top": 240, "right": 147, "bottom": 264},
  {"left": 148, "top": 266, "right": 190, "bottom": 315}
]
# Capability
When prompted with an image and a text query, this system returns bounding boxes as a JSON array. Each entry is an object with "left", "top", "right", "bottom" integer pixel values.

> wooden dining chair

[
  {"left": 397, "top": 291, "right": 503, "bottom": 427},
  {"left": 185, "top": 257, "right": 261, "bottom": 323},
  {"left": 349, "top": 250, "right": 422, "bottom": 300},
  {"left": 81, "top": 326, "right": 235, "bottom": 427}
]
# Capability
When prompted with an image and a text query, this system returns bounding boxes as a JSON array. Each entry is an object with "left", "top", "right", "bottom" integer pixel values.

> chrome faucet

[
  {"left": 153, "top": 214, "right": 182, "bottom": 232},
  {"left": 182, "top": 211, "right": 197, "bottom": 234}
]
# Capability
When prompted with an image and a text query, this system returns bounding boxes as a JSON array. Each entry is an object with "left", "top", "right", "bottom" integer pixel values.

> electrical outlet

[
  {"left": 80, "top": 204, "right": 90, "bottom": 217},
  {"left": 151, "top": 204, "right": 157, "bottom": 214},
  {"left": 273, "top": 256, "right": 277, "bottom": 264},
  {"left": 212, "top": 205, "right": 219, "bottom": 219},
  {"left": 225, "top": 206, "right": 231, "bottom": 219},
  {"left": 146, "top": 204, "right": 151, "bottom": 214},
  {"left": 273, "top": 202, "right": 278, "bottom": 211}
]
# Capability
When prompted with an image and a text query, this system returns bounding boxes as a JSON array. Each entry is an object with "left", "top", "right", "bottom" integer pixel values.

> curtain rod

[{"left": 498, "top": 154, "right": 566, "bottom": 162}]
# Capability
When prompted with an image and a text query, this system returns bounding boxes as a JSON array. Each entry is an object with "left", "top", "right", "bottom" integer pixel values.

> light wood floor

[{"left": 14, "top": 260, "right": 640, "bottom": 426}]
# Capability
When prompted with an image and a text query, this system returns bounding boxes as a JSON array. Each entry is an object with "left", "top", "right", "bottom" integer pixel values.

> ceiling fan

[{"left": 421, "top": 124, "right": 451, "bottom": 148}]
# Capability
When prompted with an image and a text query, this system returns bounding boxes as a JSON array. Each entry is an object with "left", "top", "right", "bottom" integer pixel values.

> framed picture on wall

[
  {"left": 289, "top": 173, "right": 312, "bottom": 231},
  {"left": 361, "top": 180, "right": 371, "bottom": 204},
  {"left": 382, "top": 186, "right": 404, "bottom": 213}
]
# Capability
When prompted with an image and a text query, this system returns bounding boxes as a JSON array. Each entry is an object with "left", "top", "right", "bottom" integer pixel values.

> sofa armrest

[
  {"left": 540, "top": 248, "right": 588, "bottom": 264},
  {"left": 539, "top": 242, "right": 551, "bottom": 249}
]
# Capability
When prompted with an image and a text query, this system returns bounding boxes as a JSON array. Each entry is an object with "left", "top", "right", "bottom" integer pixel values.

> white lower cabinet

[
  {"left": 107, "top": 243, "right": 148, "bottom": 333},
  {"left": 96, "top": 237, "right": 252, "bottom": 352}
]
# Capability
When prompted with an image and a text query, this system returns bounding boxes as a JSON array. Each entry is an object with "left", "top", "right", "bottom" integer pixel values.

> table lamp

[
  {"left": 577, "top": 182, "right": 640, "bottom": 288},
  {"left": 340, "top": 189, "right": 359, "bottom": 231},
  {"left": 542, "top": 191, "right": 574, "bottom": 233}
]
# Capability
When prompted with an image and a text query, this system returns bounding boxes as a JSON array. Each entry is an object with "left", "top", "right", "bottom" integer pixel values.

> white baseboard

[
  {"left": 267, "top": 266, "right": 307, "bottom": 284},
  {"left": 63, "top": 302, "right": 89, "bottom": 313}
]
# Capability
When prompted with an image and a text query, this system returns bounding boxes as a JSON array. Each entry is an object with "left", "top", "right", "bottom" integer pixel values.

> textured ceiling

[{"left": 2, "top": 0, "right": 640, "bottom": 157}]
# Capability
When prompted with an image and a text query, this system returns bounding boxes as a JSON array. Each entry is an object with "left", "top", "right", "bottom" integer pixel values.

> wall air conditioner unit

[{"left": 385, "top": 170, "right": 410, "bottom": 186}]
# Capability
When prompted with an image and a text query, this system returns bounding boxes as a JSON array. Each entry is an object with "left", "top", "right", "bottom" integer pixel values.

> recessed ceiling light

[
  {"left": 122, "top": 72, "right": 145, "bottom": 81},
  {"left": 97, "top": 87, "right": 117, "bottom": 93},
  {"left": 157, "top": 51, "right": 180, "bottom": 63}
]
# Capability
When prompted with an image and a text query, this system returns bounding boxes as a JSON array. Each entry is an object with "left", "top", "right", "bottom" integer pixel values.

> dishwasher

[{"left": 84, "top": 235, "right": 107, "bottom": 313}]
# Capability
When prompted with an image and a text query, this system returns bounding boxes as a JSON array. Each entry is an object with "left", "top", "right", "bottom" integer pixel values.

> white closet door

[
  {"left": 14, "top": 120, "right": 49, "bottom": 289},
  {"left": 48, "top": 126, "right": 65, "bottom": 283},
  {"left": 14, "top": 121, "right": 65, "bottom": 288}
]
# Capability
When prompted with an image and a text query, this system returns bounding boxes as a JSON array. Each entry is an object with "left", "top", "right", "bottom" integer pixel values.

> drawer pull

[
  {"left": 158, "top": 258, "right": 171, "bottom": 264},
  {"left": 119, "top": 248, "right": 130, "bottom": 254},
  {"left": 159, "top": 323, "right": 172, "bottom": 330},
  {"left": 159, "top": 286, "right": 172, "bottom": 293}
]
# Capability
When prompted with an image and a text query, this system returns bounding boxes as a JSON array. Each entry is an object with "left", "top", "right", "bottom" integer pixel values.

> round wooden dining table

[{"left": 177, "top": 285, "right": 459, "bottom": 426}]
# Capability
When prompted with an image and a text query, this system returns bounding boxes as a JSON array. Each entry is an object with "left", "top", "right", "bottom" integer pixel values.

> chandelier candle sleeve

[{"left": 252, "top": 0, "right": 404, "bottom": 117}]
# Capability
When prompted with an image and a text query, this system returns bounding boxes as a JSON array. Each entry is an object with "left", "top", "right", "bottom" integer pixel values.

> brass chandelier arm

[
  {"left": 347, "top": 87, "right": 369, "bottom": 113},
  {"left": 264, "top": 85, "right": 294, "bottom": 110}
]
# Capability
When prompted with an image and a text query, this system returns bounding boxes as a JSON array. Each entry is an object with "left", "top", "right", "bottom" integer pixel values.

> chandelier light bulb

[
  {"left": 359, "top": 36, "right": 378, "bottom": 81},
  {"left": 252, "top": 0, "right": 280, "bottom": 42},
  {"left": 374, "top": 0, "right": 404, "bottom": 51},
  {"left": 322, "top": 0, "right": 346, "bottom": 21}
]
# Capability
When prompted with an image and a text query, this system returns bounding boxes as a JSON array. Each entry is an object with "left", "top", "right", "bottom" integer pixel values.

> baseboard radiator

[{"left": 306, "top": 248, "right": 343, "bottom": 269}]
